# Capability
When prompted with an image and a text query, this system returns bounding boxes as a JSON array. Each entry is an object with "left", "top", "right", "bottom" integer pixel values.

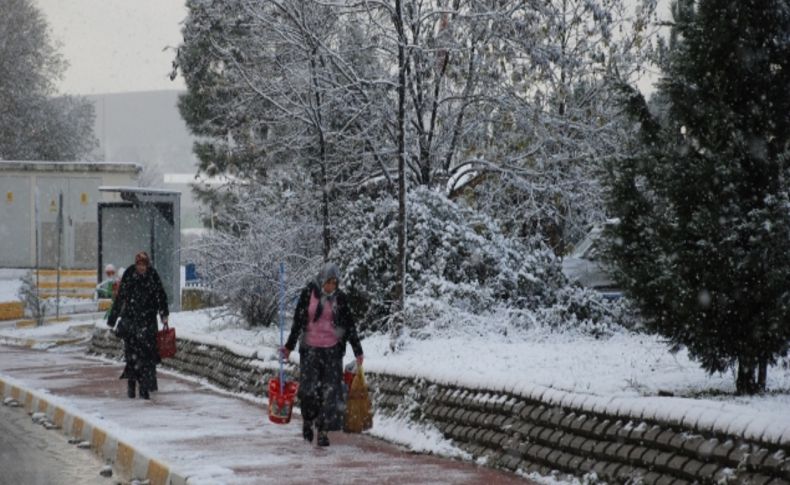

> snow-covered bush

[
  {"left": 189, "top": 180, "right": 322, "bottom": 327},
  {"left": 331, "top": 187, "right": 565, "bottom": 331},
  {"left": 534, "top": 285, "right": 637, "bottom": 338}
]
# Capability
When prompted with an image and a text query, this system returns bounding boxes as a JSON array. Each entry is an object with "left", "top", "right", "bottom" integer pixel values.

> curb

[
  {"left": 0, "top": 335, "right": 86, "bottom": 349},
  {"left": 0, "top": 375, "right": 189, "bottom": 485}
]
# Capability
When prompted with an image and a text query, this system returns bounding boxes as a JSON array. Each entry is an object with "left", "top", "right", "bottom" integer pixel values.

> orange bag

[
  {"left": 156, "top": 323, "right": 177, "bottom": 359},
  {"left": 344, "top": 365, "right": 373, "bottom": 433}
]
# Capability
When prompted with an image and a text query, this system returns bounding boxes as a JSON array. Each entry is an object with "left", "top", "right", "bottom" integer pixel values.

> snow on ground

[
  {"left": 0, "top": 269, "right": 25, "bottom": 302},
  {"left": 77, "top": 308, "right": 790, "bottom": 435},
  {"left": 1, "top": 305, "right": 789, "bottom": 478}
]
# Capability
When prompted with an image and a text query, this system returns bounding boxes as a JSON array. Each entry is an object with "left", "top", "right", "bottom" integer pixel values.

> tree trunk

[
  {"left": 757, "top": 357, "right": 767, "bottom": 393},
  {"left": 390, "top": 0, "right": 407, "bottom": 351},
  {"left": 735, "top": 356, "right": 757, "bottom": 395}
]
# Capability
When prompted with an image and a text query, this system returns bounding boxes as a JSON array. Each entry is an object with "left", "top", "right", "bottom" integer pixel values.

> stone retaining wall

[{"left": 88, "top": 328, "right": 790, "bottom": 484}]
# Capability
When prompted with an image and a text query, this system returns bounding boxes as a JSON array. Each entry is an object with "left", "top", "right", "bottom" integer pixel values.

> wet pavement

[
  {"left": 0, "top": 343, "right": 534, "bottom": 484},
  {"left": 0, "top": 399, "right": 113, "bottom": 485}
]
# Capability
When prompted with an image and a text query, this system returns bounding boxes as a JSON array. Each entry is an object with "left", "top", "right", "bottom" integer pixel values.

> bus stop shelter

[{"left": 98, "top": 187, "right": 181, "bottom": 311}]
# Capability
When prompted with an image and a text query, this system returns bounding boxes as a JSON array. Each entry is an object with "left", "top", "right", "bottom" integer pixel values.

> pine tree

[{"left": 605, "top": 0, "right": 790, "bottom": 395}]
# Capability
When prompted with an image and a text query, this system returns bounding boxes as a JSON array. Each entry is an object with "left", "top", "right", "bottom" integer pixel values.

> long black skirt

[
  {"left": 298, "top": 345, "right": 344, "bottom": 431},
  {"left": 119, "top": 318, "right": 159, "bottom": 392}
]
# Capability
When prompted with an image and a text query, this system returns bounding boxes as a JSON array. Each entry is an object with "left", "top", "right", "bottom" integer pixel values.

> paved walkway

[{"left": 0, "top": 343, "right": 533, "bottom": 484}]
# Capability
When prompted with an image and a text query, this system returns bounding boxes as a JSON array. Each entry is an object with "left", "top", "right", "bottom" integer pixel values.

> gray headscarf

[{"left": 313, "top": 263, "right": 340, "bottom": 322}]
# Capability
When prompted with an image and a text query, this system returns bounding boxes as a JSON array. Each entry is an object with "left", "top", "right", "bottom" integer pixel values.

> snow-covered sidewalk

[{"left": 0, "top": 340, "right": 528, "bottom": 485}]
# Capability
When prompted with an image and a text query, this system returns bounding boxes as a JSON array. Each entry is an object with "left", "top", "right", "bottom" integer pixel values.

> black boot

[
  {"left": 302, "top": 420, "right": 314, "bottom": 443},
  {"left": 317, "top": 430, "right": 330, "bottom": 447},
  {"left": 139, "top": 387, "right": 150, "bottom": 400},
  {"left": 127, "top": 380, "right": 136, "bottom": 399}
]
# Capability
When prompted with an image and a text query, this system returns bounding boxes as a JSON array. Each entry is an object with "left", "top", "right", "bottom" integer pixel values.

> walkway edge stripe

[{"left": 0, "top": 374, "right": 189, "bottom": 485}]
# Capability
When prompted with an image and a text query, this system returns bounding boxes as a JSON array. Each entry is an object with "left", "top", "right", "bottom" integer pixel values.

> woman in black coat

[
  {"left": 107, "top": 251, "right": 169, "bottom": 400},
  {"left": 282, "top": 263, "right": 364, "bottom": 447}
]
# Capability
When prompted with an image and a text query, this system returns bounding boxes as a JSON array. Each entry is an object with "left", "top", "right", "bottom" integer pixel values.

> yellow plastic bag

[{"left": 344, "top": 364, "right": 373, "bottom": 433}]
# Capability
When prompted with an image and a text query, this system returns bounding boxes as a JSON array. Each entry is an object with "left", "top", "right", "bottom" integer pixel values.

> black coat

[
  {"left": 107, "top": 266, "right": 169, "bottom": 380},
  {"left": 108, "top": 266, "right": 169, "bottom": 327},
  {"left": 285, "top": 282, "right": 363, "bottom": 358}
]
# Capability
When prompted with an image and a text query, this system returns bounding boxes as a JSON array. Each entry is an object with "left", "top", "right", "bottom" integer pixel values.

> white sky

[
  {"left": 34, "top": 0, "right": 188, "bottom": 95},
  {"left": 34, "top": 0, "right": 669, "bottom": 97}
]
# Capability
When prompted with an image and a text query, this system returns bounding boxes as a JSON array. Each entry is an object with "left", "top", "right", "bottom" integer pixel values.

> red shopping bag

[{"left": 157, "top": 323, "right": 177, "bottom": 359}]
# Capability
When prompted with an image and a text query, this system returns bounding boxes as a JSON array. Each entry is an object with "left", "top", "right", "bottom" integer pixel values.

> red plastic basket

[{"left": 268, "top": 378, "right": 299, "bottom": 424}]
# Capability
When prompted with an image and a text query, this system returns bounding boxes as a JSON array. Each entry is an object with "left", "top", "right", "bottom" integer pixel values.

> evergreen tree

[{"left": 605, "top": 0, "right": 790, "bottom": 394}]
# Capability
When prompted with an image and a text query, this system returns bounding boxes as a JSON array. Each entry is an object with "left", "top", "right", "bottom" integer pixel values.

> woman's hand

[
  {"left": 356, "top": 354, "right": 364, "bottom": 366},
  {"left": 279, "top": 347, "right": 290, "bottom": 360}
]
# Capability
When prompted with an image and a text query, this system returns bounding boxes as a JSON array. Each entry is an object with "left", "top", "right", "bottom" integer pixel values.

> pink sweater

[{"left": 305, "top": 293, "right": 339, "bottom": 348}]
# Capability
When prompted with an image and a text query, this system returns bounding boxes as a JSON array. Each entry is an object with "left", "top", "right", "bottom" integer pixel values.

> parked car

[{"left": 562, "top": 225, "right": 622, "bottom": 300}]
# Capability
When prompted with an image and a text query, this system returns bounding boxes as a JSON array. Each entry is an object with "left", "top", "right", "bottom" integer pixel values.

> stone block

[
  {"left": 696, "top": 438, "right": 719, "bottom": 460},
  {"left": 578, "top": 458, "right": 597, "bottom": 473},
  {"left": 616, "top": 443, "right": 636, "bottom": 462},
  {"left": 667, "top": 433, "right": 686, "bottom": 450},
  {"left": 736, "top": 473, "right": 772, "bottom": 485},
  {"left": 681, "top": 458, "right": 704, "bottom": 478},
  {"left": 528, "top": 425, "right": 545, "bottom": 441},
  {"left": 549, "top": 429, "right": 565, "bottom": 445},
  {"left": 729, "top": 443, "right": 752, "bottom": 464},
  {"left": 548, "top": 409, "right": 565, "bottom": 427},
  {"left": 546, "top": 449, "right": 562, "bottom": 466},
  {"left": 605, "top": 420, "right": 623, "bottom": 440},
  {"left": 520, "top": 404, "right": 537, "bottom": 420},
  {"left": 747, "top": 448, "right": 770, "bottom": 468},
  {"left": 629, "top": 445, "right": 649, "bottom": 464},
  {"left": 559, "top": 413, "right": 577, "bottom": 429},
  {"left": 666, "top": 455, "right": 690, "bottom": 474},
  {"left": 580, "top": 438, "right": 597, "bottom": 455},
  {"left": 681, "top": 435, "right": 705, "bottom": 455},
  {"left": 593, "top": 440, "right": 611, "bottom": 456},
  {"left": 760, "top": 450, "right": 785, "bottom": 472},
  {"left": 653, "top": 451, "right": 675, "bottom": 468},
  {"left": 538, "top": 427, "right": 555, "bottom": 442},
  {"left": 603, "top": 462, "right": 623, "bottom": 480},
  {"left": 511, "top": 401, "right": 526, "bottom": 416},
  {"left": 712, "top": 439, "right": 735, "bottom": 461},
  {"left": 604, "top": 441, "right": 623, "bottom": 459},
  {"left": 569, "top": 435, "right": 586, "bottom": 451},
  {"left": 696, "top": 462, "right": 720, "bottom": 481},
  {"left": 656, "top": 430, "right": 676, "bottom": 448},
  {"left": 535, "top": 445, "right": 552, "bottom": 462},
  {"left": 580, "top": 416, "right": 600, "bottom": 435},
  {"left": 593, "top": 419, "right": 611, "bottom": 437},
  {"left": 530, "top": 406, "right": 548, "bottom": 423},
  {"left": 592, "top": 461, "right": 609, "bottom": 477}
]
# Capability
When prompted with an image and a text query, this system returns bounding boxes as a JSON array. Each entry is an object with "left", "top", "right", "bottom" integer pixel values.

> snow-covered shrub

[
  {"left": 189, "top": 180, "right": 322, "bottom": 326},
  {"left": 17, "top": 271, "right": 46, "bottom": 325},
  {"left": 331, "top": 187, "right": 565, "bottom": 331},
  {"left": 535, "top": 285, "right": 638, "bottom": 338}
]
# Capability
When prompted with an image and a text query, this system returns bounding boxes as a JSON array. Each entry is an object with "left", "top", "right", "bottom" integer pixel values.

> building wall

[{"left": 0, "top": 162, "right": 140, "bottom": 269}]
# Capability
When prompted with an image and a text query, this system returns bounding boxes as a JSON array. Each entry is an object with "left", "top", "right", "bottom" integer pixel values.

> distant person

[
  {"left": 97, "top": 263, "right": 123, "bottom": 319},
  {"left": 107, "top": 251, "right": 169, "bottom": 400},
  {"left": 96, "top": 263, "right": 119, "bottom": 299},
  {"left": 281, "top": 263, "right": 364, "bottom": 447}
]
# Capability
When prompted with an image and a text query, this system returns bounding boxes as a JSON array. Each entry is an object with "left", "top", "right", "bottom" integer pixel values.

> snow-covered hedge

[{"left": 331, "top": 187, "right": 566, "bottom": 332}]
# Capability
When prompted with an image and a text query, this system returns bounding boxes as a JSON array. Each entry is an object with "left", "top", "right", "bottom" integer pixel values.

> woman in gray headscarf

[{"left": 282, "top": 263, "right": 364, "bottom": 447}]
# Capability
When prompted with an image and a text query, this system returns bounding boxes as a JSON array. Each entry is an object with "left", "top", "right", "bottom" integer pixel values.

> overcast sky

[
  {"left": 35, "top": 0, "right": 188, "bottom": 95},
  {"left": 35, "top": 0, "right": 668, "bottom": 97}
]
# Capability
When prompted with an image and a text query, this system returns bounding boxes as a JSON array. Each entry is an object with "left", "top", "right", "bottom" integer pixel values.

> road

[{"left": 0, "top": 400, "right": 113, "bottom": 485}]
